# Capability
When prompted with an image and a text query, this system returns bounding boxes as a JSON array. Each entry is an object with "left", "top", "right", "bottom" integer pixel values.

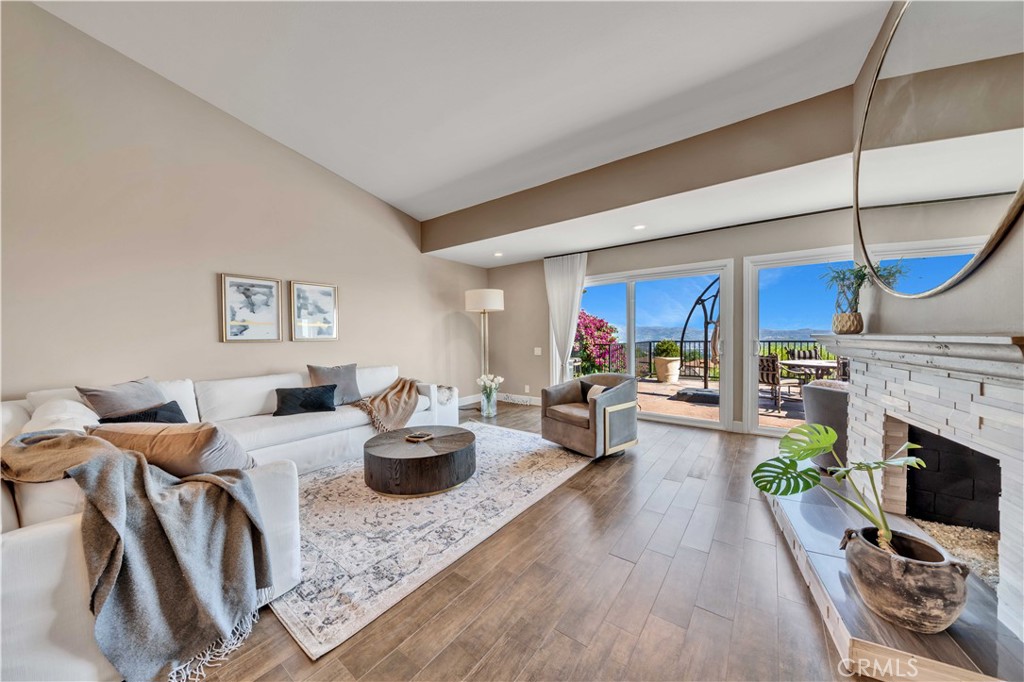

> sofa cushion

[
  {"left": 220, "top": 395, "right": 430, "bottom": 451},
  {"left": 546, "top": 403, "right": 591, "bottom": 429},
  {"left": 2, "top": 402, "right": 31, "bottom": 444},
  {"left": 87, "top": 422, "right": 254, "bottom": 477},
  {"left": 355, "top": 365, "right": 399, "bottom": 398},
  {"left": 220, "top": 407, "right": 370, "bottom": 451},
  {"left": 14, "top": 479, "right": 85, "bottom": 528},
  {"left": 75, "top": 377, "right": 166, "bottom": 418},
  {"left": 157, "top": 379, "right": 200, "bottom": 423},
  {"left": 195, "top": 373, "right": 305, "bottom": 422},
  {"left": 21, "top": 399, "right": 100, "bottom": 434}
]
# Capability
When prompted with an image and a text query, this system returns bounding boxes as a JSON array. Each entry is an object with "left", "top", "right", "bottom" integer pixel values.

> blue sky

[{"left": 580, "top": 254, "right": 972, "bottom": 334}]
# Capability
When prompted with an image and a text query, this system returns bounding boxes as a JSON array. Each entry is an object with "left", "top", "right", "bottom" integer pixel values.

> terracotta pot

[
  {"left": 653, "top": 357, "right": 680, "bottom": 383},
  {"left": 841, "top": 527, "right": 969, "bottom": 634},
  {"left": 832, "top": 312, "right": 864, "bottom": 334}
]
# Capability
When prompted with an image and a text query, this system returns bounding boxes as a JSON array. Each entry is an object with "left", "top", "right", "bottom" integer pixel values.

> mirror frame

[{"left": 853, "top": 0, "right": 1024, "bottom": 299}]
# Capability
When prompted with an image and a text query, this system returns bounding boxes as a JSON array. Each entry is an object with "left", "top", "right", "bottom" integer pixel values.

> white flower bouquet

[{"left": 476, "top": 373, "right": 504, "bottom": 400}]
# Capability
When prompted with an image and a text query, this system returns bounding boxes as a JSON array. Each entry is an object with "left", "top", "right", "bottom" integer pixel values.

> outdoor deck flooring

[
  {"left": 636, "top": 378, "right": 805, "bottom": 430},
  {"left": 210, "top": 405, "right": 858, "bottom": 682}
]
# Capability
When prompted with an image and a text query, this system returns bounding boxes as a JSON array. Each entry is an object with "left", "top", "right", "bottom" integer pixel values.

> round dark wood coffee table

[{"left": 363, "top": 425, "right": 476, "bottom": 497}]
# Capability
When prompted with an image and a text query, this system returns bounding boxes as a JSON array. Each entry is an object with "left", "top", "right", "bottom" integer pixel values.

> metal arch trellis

[{"left": 678, "top": 276, "right": 720, "bottom": 389}]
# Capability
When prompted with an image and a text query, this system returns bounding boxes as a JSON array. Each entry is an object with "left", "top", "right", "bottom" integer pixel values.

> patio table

[{"left": 779, "top": 358, "right": 838, "bottom": 381}]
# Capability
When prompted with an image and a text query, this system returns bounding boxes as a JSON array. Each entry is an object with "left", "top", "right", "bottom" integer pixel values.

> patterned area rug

[{"left": 270, "top": 421, "right": 589, "bottom": 659}]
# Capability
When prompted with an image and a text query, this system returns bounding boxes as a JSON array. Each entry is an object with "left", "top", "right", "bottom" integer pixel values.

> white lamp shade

[{"left": 465, "top": 289, "right": 504, "bottom": 312}]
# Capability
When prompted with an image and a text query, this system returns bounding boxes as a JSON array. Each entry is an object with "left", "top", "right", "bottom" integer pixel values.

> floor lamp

[{"left": 465, "top": 289, "right": 504, "bottom": 376}]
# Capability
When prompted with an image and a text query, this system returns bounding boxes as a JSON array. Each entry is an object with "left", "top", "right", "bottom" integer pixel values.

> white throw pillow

[{"left": 20, "top": 399, "right": 100, "bottom": 434}]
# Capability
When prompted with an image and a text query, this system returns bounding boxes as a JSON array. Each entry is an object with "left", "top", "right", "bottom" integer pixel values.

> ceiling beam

[{"left": 421, "top": 86, "right": 854, "bottom": 253}]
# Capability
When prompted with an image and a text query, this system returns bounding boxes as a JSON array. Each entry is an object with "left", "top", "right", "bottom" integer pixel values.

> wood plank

[
  {"left": 604, "top": 549, "right": 673, "bottom": 635},
  {"left": 569, "top": 622, "right": 638, "bottom": 682},
  {"left": 694, "top": 540, "right": 743, "bottom": 620},
  {"left": 678, "top": 502, "right": 720, "bottom": 552},
  {"left": 745, "top": 495, "right": 779, "bottom": 546},
  {"left": 554, "top": 554, "right": 635, "bottom": 647},
  {"left": 609, "top": 508, "right": 664, "bottom": 563},
  {"left": 735, "top": 537, "right": 779, "bottom": 615},
  {"left": 515, "top": 631, "right": 585, "bottom": 682},
  {"left": 643, "top": 479, "right": 683, "bottom": 514},
  {"left": 646, "top": 506, "right": 693, "bottom": 557},
  {"left": 677, "top": 607, "right": 733, "bottom": 681},
  {"left": 650, "top": 545, "right": 709, "bottom": 630},
  {"left": 623, "top": 614, "right": 688, "bottom": 681},
  {"left": 712, "top": 499, "right": 749, "bottom": 547},
  {"left": 725, "top": 602, "right": 779, "bottom": 681},
  {"left": 464, "top": 633, "right": 537, "bottom": 682}
]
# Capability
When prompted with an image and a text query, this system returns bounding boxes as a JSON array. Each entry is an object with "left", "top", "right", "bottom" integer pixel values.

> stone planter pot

[
  {"left": 654, "top": 357, "right": 681, "bottom": 383},
  {"left": 832, "top": 312, "right": 864, "bottom": 334},
  {"left": 841, "top": 527, "right": 969, "bottom": 634}
]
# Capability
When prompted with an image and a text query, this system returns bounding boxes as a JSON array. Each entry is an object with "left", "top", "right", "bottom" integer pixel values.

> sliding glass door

[{"left": 573, "top": 260, "right": 732, "bottom": 429}]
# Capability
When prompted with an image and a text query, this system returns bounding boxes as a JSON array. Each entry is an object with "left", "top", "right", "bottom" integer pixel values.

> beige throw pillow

[{"left": 87, "top": 422, "right": 254, "bottom": 477}]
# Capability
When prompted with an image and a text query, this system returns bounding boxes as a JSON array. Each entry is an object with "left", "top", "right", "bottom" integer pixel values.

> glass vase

[{"left": 480, "top": 391, "right": 498, "bottom": 417}]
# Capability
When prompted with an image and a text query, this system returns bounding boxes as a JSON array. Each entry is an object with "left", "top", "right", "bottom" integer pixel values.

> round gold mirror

[{"left": 854, "top": 1, "right": 1024, "bottom": 298}]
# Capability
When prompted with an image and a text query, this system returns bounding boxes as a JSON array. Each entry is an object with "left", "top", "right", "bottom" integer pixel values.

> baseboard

[
  {"left": 498, "top": 393, "right": 541, "bottom": 406},
  {"left": 458, "top": 392, "right": 541, "bottom": 408}
]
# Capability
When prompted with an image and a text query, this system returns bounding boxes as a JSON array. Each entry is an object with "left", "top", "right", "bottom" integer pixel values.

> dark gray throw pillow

[
  {"left": 308, "top": 363, "right": 361, "bottom": 405},
  {"left": 274, "top": 385, "right": 337, "bottom": 416},
  {"left": 76, "top": 377, "right": 166, "bottom": 418},
  {"left": 99, "top": 401, "right": 188, "bottom": 425}
]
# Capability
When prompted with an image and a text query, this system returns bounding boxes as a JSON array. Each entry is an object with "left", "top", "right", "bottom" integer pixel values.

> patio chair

[
  {"left": 541, "top": 373, "right": 638, "bottom": 458},
  {"left": 759, "top": 354, "right": 800, "bottom": 411},
  {"left": 783, "top": 347, "right": 820, "bottom": 384}
]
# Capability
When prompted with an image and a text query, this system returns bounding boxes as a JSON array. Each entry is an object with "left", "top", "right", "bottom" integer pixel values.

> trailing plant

[
  {"left": 821, "top": 262, "right": 906, "bottom": 314},
  {"left": 750, "top": 423, "right": 924, "bottom": 553},
  {"left": 653, "top": 339, "right": 680, "bottom": 358}
]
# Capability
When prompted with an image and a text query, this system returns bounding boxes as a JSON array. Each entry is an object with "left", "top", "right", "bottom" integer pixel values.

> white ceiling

[
  {"left": 39, "top": 1, "right": 890, "bottom": 220},
  {"left": 430, "top": 129, "right": 1024, "bottom": 268}
]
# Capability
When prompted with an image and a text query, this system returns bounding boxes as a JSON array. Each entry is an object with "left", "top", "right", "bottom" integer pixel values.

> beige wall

[
  {"left": 1, "top": 3, "right": 486, "bottom": 400},
  {"left": 422, "top": 87, "right": 853, "bottom": 253},
  {"left": 486, "top": 261, "right": 550, "bottom": 398}
]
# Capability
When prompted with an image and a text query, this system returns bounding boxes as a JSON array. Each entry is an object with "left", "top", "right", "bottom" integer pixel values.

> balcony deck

[{"left": 636, "top": 377, "right": 805, "bottom": 429}]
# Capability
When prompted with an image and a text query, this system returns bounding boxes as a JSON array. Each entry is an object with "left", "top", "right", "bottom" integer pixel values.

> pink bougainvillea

[{"left": 574, "top": 310, "right": 625, "bottom": 374}]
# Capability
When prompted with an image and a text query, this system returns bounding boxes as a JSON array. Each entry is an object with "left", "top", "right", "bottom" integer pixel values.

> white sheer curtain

[{"left": 544, "top": 253, "right": 588, "bottom": 384}]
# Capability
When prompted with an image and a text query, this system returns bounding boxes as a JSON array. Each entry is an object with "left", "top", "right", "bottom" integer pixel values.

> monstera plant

[
  {"left": 752, "top": 424, "right": 972, "bottom": 635},
  {"left": 751, "top": 423, "right": 922, "bottom": 552}
]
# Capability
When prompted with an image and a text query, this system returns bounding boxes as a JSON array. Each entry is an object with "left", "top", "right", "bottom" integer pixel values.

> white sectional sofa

[{"left": 0, "top": 365, "right": 458, "bottom": 681}]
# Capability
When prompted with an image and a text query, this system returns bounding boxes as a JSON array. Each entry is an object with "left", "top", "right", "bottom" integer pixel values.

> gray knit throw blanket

[{"left": 5, "top": 432, "right": 273, "bottom": 681}]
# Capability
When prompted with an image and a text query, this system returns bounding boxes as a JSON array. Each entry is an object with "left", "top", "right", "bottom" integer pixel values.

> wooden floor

[{"left": 211, "top": 405, "right": 859, "bottom": 682}]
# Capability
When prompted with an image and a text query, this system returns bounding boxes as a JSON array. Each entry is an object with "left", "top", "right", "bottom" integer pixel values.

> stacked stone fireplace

[{"left": 818, "top": 334, "right": 1024, "bottom": 640}]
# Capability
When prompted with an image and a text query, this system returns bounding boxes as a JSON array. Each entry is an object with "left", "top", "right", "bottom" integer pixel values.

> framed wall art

[
  {"left": 291, "top": 280, "right": 338, "bottom": 341},
  {"left": 220, "top": 273, "right": 283, "bottom": 342}
]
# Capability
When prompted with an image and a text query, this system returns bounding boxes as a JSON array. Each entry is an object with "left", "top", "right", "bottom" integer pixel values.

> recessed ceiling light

[
  {"left": 494, "top": 252, "right": 503, "bottom": 257},
  {"left": 633, "top": 224, "right": 646, "bottom": 230}
]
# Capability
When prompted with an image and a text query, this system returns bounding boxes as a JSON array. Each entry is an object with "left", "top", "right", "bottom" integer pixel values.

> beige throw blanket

[
  {"left": 356, "top": 377, "right": 421, "bottom": 432},
  {"left": 2, "top": 430, "right": 272, "bottom": 682}
]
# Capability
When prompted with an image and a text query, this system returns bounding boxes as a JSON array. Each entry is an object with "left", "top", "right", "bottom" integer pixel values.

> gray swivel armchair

[{"left": 541, "top": 373, "right": 638, "bottom": 458}]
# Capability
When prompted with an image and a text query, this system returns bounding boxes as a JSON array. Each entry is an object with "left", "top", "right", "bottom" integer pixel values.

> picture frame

[
  {"left": 291, "top": 280, "right": 339, "bottom": 341},
  {"left": 220, "top": 273, "right": 283, "bottom": 342}
]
